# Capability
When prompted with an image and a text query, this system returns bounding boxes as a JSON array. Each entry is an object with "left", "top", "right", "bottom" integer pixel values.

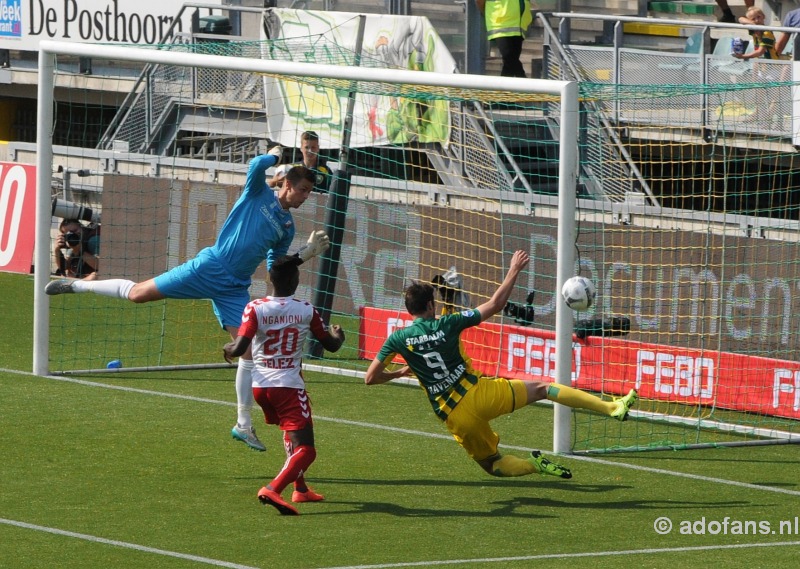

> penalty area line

[
  {"left": 312, "top": 540, "right": 800, "bottom": 569},
  {"left": 0, "top": 518, "right": 259, "bottom": 569}
]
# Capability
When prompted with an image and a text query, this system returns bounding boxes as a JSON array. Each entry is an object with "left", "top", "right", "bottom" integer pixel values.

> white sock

[
  {"left": 235, "top": 359, "right": 255, "bottom": 429},
  {"left": 72, "top": 279, "right": 136, "bottom": 300}
]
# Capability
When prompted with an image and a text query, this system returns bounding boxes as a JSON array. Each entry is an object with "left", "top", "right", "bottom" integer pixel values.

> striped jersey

[
  {"left": 376, "top": 309, "right": 483, "bottom": 420},
  {"left": 753, "top": 31, "right": 780, "bottom": 59},
  {"left": 237, "top": 295, "right": 327, "bottom": 389}
]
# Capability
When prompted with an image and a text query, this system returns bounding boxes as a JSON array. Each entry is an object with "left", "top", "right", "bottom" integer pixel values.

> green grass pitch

[{"left": 1, "top": 272, "right": 799, "bottom": 568}]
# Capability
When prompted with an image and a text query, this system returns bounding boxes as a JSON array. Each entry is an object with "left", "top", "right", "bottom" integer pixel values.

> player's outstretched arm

[
  {"left": 223, "top": 336, "right": 252, "bottom": 364},
  {"left": 365, "top": 357, "right": 410, "bottom": 385},
  {"left": 296, "top": 230, "right": 330, "bottom": 263},
  {"left": 243, "top": 146, "right": 284, "bottom": 198},
  {"left": 268, "top": 170, "right": 286, "bottom": 188},
  {"left": 267, "top": 144, "right": 284, "bottom": 165},
  {"left": 318, "top": 324, "right": 346, "bottom": 353},
  {"left": 476, "top": 250, "right": 530, "bottom": 322}
]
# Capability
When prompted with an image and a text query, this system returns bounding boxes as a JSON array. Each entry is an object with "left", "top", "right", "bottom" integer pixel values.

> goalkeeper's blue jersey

[
  {"left": 376, "top": 309, "right": 483, "bottom": 420},
  {"left": 211, "top": 154, "right": 293, "bottom": 278}
]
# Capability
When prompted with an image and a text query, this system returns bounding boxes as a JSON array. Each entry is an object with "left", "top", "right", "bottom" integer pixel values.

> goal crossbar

[{"left": 33, "top": 39, "right": 580, "bottom": 454}]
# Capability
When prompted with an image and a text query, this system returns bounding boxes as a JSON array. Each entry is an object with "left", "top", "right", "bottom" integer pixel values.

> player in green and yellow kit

[{"left": 366, "top": 250, "right": 637, "bottom": 478}]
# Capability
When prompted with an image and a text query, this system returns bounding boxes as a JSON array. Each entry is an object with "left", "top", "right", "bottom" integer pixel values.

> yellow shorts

[{"left": 444, "top": 377, "right": 528, "bottom": 461}]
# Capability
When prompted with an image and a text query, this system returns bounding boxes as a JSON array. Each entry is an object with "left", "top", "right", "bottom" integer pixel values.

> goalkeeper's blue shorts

[{"left": 153, "top": 247, "right": 251, "bottom": 329}]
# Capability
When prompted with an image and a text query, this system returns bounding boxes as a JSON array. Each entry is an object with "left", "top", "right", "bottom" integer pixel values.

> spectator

[
  {"left": 775, "top": 6, "right": 800, "bottom": 57},
  {"left": 475, "top": 0, "right": 532, "bottom": 78},
  {"left": 734, "top": 7, "right": 779, "bottom": 61},
  {"left": 223, "top": 255, "right": 345, "bottom": 515},
  {"left": 53, "top": 218, "right": 99, "bottom": 279},
  {"left": 734, "top": 6, "right": 785, "bottom": 126},
  {"left": 716, "top": 0, "right": 754, "bottom": 24},
  {"left": 269, "top": 131, "right": 332, "bottom": 193}
]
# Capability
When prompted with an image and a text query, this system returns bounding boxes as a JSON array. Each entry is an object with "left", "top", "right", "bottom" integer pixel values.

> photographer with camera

[
  {"left": 431, "top": 266, "right": 470, "bottom": 316},
  {"left": 53, "top": 218, "right": 100, "bottom": 279}
]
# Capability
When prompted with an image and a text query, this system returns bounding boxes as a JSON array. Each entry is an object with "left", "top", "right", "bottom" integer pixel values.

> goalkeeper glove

[
  {"left": 296, "top": 230, "right": 330, "bottom": 263},
  {"left": 267, "top": 144, "right": 284, "bottom": 166}
]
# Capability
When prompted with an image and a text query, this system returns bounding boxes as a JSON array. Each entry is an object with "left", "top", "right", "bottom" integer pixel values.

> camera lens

[
  {"left": 504, "top": 302, "right": 519, "bottom": 318},
  {"left": 65, "top": 231, "right": 81, "bottom": 247},
  {"left": 520, "top": 305, "right": 535, "bottom": 324}
]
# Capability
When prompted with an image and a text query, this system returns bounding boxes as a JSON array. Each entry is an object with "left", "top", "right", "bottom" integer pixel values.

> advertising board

[{"left": 0, "top": 0, "right": 222, "bottom": 51}]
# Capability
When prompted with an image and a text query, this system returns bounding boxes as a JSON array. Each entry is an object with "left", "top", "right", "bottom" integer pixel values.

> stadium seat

[
  {"left": 678, "top": 35, "right": 747, "bottom": 76},
  {"left": 716, "top": 39, "right": 755, "bottom": 76},
  {"left": 658, "top": 31, "right": 703, "bottom": 71}
]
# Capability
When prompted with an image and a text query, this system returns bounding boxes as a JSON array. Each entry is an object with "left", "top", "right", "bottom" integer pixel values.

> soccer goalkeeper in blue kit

[
  {"left": 46, "top": 147, "right": 331, "bottom": 452},
  {"left": 366, "top": 250, "right": 637, "bottom": 478}
]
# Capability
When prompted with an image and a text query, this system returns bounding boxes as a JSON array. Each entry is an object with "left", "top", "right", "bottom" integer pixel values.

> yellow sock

[
  {"left": 491, "top": 455, "right": 537, "bottom": 477},
  {"left": 546, "top": 383, "right": 615, "bottom": 416}
]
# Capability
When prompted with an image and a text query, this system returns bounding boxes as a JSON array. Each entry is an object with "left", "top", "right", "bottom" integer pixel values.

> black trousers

[{"left": 493, "top": 35, "right": 526, "bottom": 78}]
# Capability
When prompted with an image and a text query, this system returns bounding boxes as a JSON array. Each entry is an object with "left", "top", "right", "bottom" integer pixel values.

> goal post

[
  {"left": 554, "top": 81, "right": 579, "bottom": 454},
  {"left": 33, "top": 41, "right": 578, "bottom": 458},
  {"left": 38, "top": 31, "right": 800, "bottom": 454},
  {"left": 33, "top": 46, "right": 56, "bottom": 379}
]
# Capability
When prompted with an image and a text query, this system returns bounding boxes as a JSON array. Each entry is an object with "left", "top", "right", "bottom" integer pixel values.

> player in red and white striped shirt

[{"left": 224, "top": 255, "right": 345, "bottom": 515}]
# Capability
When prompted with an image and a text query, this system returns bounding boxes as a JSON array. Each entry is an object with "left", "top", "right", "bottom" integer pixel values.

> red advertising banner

[
  {"left": 0, "top": 162, "right": 36, "bottom": 274},
  {"left": 360, "top": 307, "right": 800, "bottom": 421}
]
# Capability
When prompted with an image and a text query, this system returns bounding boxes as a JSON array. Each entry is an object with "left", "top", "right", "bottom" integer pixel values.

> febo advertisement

[
  {"left": 0, "top": 0, "right": 222, "bottom": 50},
  {"left": 360, "top": 306, "right": 800, "bottom": 422},
  {"left": 0, "top": 162, "right": 35, "bottom": 274}
]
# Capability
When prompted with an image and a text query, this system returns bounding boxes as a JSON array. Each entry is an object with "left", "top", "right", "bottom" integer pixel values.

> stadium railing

[{"left": 541, "top": 11, "right": 799, "bottom": 141}]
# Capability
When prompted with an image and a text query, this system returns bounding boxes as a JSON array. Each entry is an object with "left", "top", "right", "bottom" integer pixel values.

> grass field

[{"left": 2, "top": 271, "right": 799, "bottom": 569}]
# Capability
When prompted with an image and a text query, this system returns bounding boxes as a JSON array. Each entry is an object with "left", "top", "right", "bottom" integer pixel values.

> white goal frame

[{"left": 33, "top": 39, "right": 580, "bottom": 454}]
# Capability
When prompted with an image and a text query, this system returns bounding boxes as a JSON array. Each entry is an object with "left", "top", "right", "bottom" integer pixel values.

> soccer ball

[{"left": 561, "top": 276, "right": 596, "bottom": 311}]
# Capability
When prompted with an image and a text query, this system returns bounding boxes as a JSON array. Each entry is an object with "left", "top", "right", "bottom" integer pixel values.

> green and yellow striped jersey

[{"left": 377, "top": 309, "right": 483, "bottom": 420}]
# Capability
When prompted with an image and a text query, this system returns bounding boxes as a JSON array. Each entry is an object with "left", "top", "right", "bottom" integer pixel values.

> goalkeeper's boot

[
  {"left": 529, "top": 451, "right": 572, "bottom": 479},
  {"left": 231, "top": 424, "right": 266, "bottom": 452},
  {"left": 45, "top": 279, "right": 75, "bottom": 296},
  {"left": 258, "top": 487, "right": 299, "bottom": 515},
  {"left": 292, "top": 488, "right": 325, "bottom": 503},
  {"left": 610, "top": 389, "right": 638, "bottom": 422}
]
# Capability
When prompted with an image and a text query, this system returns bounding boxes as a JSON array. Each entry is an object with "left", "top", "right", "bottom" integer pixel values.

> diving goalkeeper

[
  {"left": 365, "top": 250, "right": 637, "bottom": 478},
  {"left": 45, "top": 148, "right": 331, "bottom": 453}
]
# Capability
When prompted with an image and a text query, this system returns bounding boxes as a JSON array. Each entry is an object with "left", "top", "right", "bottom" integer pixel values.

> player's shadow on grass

[
  {"left": 298, "top": 495, "right": 748, "bottom": 519},
  {"left": 302, "top": 499, "right": 559, "bottom": 519},
  {"left": 507, "top": 497, "right": 751, "bottom": 511},
  {"left": 297, "top": 476, "right": 630, "bottom": 492},
  {"left": 747, "top": 481, "right": 799, "bottom": 489}
]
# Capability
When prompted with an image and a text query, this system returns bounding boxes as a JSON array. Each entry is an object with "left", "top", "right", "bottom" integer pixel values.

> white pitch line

[
  {"left": 0, "top": 518, "right": 260, "bottom": 569},
  {"left": 4, "top": 368, "right": 800, "bottom": 568},
  {"left": 4, "top": 369, "right": 800, "bottom": 498},
  {"left": 311, "top": 540, "right": 800, "bottom": 569},
  {"left": 563, "top": 453, "right": 800, "bottom": 497},
  {"left": 44, "top": 372, "right": 237, "bottom": 406},
  {"left": 313, "top": 415, "right": 800, "bottom": 497}
]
